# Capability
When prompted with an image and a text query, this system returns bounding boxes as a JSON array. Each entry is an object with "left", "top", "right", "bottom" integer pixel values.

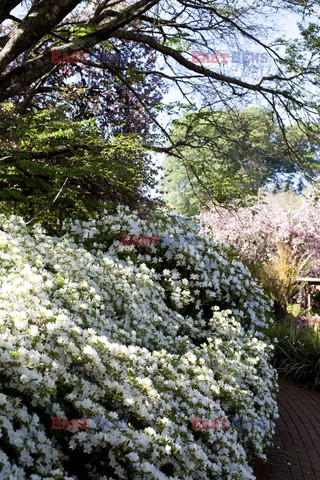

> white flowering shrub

[{"left": 0, "top": 208, "right": 278, "bottom": 480}]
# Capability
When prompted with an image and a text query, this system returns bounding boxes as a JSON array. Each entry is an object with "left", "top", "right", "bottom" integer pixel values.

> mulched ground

[{"left": 254, "top": 376, "right": 320, "bottom": 480}]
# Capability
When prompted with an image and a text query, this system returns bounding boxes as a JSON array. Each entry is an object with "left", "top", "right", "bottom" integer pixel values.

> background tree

[
  {"left": 25, "top": 38, "right": 164, "bottom": 140},
  {"left": 0, "top": 104, "right": 159, "bottom": 232},
  {"left": 161, "top": 107, "right": 319, "bottom": 216}
]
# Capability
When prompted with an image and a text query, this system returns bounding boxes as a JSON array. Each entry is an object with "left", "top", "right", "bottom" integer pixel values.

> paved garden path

[{"left": 254, "top": 376, "right": 320, "bottom": 480}]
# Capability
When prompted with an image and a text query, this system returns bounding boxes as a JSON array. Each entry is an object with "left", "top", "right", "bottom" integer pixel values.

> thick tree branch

[
  {"left": 0, "top": 0, "right": 160, "bottom": 101},
  {"left": 0, "top": 0, "right": 21, "bottom": 24},
  {"left": 113, "top": 29, "right": 304, "bottom": 106},
  {"left": 0, "top": 0, "right": 81, "bottom": 74}
]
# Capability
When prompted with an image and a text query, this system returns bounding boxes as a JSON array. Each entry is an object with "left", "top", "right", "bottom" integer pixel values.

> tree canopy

[{"left": 0, "top": 4, "right": 167, "bottom": 230}]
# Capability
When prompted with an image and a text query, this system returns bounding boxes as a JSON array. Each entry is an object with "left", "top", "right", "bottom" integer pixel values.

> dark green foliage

[
  {"left": 0, "top": 104, "right": 157, "bottom": 233},
  {"left": 266, "top": 317, "right": 320, "bottom": 390}
]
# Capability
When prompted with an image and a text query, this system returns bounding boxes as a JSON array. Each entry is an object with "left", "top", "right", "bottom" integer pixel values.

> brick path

[{"left": 254, "top": 376, "right": 320, "bottom": 480}]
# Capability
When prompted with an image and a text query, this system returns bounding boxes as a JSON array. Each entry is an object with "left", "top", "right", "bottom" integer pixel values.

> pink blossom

[{"left": 198, "top": 194, "right": 320, "bottom": 276}]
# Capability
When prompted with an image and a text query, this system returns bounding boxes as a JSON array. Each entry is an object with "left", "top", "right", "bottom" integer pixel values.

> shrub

[
  {"left": 250, "top": 243, "right": 313, "bottom": 319},
  {"left": 267, "top": 316, "right": 320, "bottom": 389},
  {"left": 0, "top": 208, "right": 277, "bottom": 479},
  {"left": 297, "top": 314, "right": 320, "bottom": 328}
]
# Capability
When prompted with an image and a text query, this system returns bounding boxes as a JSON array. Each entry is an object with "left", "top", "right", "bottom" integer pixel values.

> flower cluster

[{"left": 0, "top": 207, "right": 277, "bottom": 479}]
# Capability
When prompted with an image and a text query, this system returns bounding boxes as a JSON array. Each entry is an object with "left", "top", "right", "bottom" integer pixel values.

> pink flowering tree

[{"left": 198, "top": 192, "right": 320, "bottom": 317}]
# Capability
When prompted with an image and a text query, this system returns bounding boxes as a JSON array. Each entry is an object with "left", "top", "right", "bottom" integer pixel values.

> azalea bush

[
  {"left": 198, "top": 192, "right": 320, "bottom": 318},
  {"left": 0, "top": 208, "right": 278, "bottom": 479}
]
